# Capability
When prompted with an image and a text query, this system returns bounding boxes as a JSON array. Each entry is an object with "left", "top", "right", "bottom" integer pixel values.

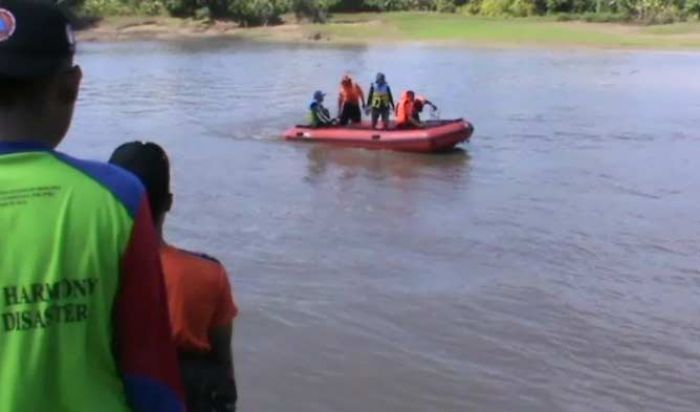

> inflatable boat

[{"left": 283, "top": 119, "right": 474, "bottom": 153}]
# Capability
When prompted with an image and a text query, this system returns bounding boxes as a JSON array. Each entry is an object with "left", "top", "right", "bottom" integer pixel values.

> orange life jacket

[
  {"left": 340, "top": 83, "right": 364, "bottom": 105},
  {"left": 395, "top": 91, "right": 414, "bottom": 125}
]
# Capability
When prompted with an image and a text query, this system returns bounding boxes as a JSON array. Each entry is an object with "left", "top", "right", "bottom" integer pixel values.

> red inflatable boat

[{"left": 283, "top": 119, "right": 474, "bottom": 153}]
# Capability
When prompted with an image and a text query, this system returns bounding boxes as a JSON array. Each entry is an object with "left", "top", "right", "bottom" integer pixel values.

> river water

[{"left": 66, "top": 41, "right": 700, "bottom": 411}]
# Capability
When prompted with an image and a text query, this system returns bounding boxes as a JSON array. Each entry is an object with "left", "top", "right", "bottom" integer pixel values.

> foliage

[
  {"left": 80, "top": 0, "right": 166, "bottom": 15},
  {"left": 228, "top": 0, "right": 290, "bottom": 25},
  {"left": 436, "top": 0, "right": 458, "bottom": 12},
  {"left": 476, "top": 0, "right": 537, "bottom": 15},
  {"left": 686, "top": 0, "right": 700, "bottom": 17},
  {"left": 68, "top": 0, "right": 700, "bottom": 22},
  {"left": 365, "top": 0, "right": 413, "bottom": 10},
  {"left": 292, "top": 0, "right": 341, "bottom": 22}
]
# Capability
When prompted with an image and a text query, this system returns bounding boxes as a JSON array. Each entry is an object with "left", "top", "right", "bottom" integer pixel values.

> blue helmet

[
  {"left": 375, "top": 72, "right": 386, "bottom": 84},
  {"left": 313, "top": 90, "right": 325, "bottom": 101}
]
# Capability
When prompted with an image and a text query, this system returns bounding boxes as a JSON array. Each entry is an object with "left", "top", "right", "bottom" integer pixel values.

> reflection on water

[
  {"left": 67, "top": 41, "right": 700, "bottom": 412},
  {"left": 305, "top": 145, "right": 471, "bottom": 184}
]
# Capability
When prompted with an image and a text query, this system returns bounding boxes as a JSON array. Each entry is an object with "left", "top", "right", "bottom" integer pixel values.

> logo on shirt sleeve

[{"left": 0, "top": 9, "right": 16, "bottom": 42}]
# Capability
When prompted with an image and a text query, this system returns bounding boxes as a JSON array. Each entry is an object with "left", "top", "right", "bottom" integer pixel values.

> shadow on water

[{"left": 304, "top": 145, "right": 471, "bottom": 185}]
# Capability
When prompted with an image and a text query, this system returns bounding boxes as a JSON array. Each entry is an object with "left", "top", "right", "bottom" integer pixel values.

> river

[{"left": 65, "top": 40, "right": 700, "bottom": 412}]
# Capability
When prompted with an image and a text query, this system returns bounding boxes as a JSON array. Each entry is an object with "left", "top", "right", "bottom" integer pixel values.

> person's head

[
  {"left": 375, "top": 72, "right": 386, "bottom": 85},
  {"left": 404, "top": 90, "right": 415, "bottom": 101},
  {"left": 108, "top": 141, "right": 172, "bottom": 230},
  {"left": 341, "top": 75, "right": 352, "bottom": 87},
  {"left": 0, "top": 0, "right": 82, "bottom": 147},
  {"left": 313, "top": 90, "right": 325, "bottom": 103}
]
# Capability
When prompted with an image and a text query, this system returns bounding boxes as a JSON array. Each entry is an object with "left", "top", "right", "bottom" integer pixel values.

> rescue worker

[
  {"left": 309, "top": 90, "right": 335, "bottom": 128},
  {"left": 110, "top": 142, "right": 239, "bottom": 412},
  {"left": 0, "top": 1, "right": 184, "bottom": 411},
  {"left": 337, "top": 74, "right": 365, "bottom": 126},
  {"left": 367, "top": 72, "right": 395, "bottom": 130},
  {"left": 413, "top": 95, "right": 438, "bottom": 122},
  {"left": 395, "top": 90, "right": 423, "bottom": 129}
]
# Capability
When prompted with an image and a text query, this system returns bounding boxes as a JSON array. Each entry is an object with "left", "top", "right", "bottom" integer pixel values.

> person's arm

[
  {"left": 117, "top": 197, "right": 185, "bottom": 412},
  {"left": 366, "top": 84, "right": 374, "bottom": 108},
  {"left": 426, "top": 99, "right": 438, "bottom": 110},
  {"left": 337, "top": 92, "right": 343, "bottom": 117},
  {"left": 388, "top": 87, "right": 395, "bottom": 111},
  {"left": 358, "top": 85, "right": 366, "bottom": 108},
  {"left": 318, "top": 105, "right": 333, "bottom": 124},
  {"left": 209, "top": 267, "right": 238, "bottom": 379}
]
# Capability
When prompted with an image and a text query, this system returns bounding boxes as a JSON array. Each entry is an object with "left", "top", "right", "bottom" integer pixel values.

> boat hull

[{"left": 283, "top": 120, "right": 474, "bottom": 153}]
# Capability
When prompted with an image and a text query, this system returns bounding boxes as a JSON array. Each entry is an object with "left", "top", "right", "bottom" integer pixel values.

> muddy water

[{"left": 66, "top": 41, "right": 700, "bottom": 412}]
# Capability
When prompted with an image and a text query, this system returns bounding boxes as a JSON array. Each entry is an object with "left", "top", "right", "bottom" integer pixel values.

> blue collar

[{"left": 0, "top": 141, "right": 53, "bottom": 156}]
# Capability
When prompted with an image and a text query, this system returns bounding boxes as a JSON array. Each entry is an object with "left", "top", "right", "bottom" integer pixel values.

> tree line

[{"left": 67, "top": 0, "right": 700, "bottom": 26}]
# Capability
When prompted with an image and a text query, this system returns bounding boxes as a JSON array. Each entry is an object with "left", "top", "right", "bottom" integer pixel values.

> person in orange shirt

[
  {"left": 395, "top": 90, "right": 423, "bottom": 129},
  {"left": 337, "top": 74, "right": 366, "bottom": 126},
  {"left": 109, "top": 141, "right": 239, "bottom": 412}
]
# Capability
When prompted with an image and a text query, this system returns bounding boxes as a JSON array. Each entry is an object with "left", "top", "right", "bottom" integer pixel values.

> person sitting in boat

[
  {"left": 396, "top": 90, "right": 423, "bottom": 129},
  {"left": 367, "top": 72, "right": 395, "bottom": 130},
  {"left": 309, "top": 90, "right": 335, "bottom": 128},
  {"left": 412, "top": 95, "right": 438, "bottom": 122},
  {"left": 337, "top": 75, "right": 365, "bottom": 126}
]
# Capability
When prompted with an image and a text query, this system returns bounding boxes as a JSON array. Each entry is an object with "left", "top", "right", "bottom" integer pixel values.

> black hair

[{"left": 108, "top": 141, "right": 171, "bottom": 219}]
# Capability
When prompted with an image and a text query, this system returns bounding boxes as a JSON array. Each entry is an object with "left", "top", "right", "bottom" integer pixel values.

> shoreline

[{"left": 75, "top": 13, "right": 700, "bottom": 50}]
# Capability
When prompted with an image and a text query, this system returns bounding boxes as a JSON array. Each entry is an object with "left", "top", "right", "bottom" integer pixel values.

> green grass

[{"left": 316, "top": 12, "right": 700, "bottom": 49}]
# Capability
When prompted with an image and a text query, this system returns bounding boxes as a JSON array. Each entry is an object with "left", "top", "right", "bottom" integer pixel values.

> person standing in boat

[
  {"left": 367, "top": 72, "right": 395, "bottom": 130},
  {"left": 309, "top": 90, "right": 335, "bottom": 128},
  {"left": 337, "top": 75, "right": 365, "bottom": 126},
  {"left": 110, "top": 142, "right": 239, "bottom": 412},
  {"left": 396, "top": 90, "right": 423, "bottom": 129}
]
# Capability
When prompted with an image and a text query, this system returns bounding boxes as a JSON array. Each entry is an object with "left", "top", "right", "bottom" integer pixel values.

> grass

[{"left": 309, "top": 12, "right": 700, "bottom": 49}]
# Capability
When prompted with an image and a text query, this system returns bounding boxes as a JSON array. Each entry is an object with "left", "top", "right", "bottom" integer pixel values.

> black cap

[
  {"left": 109, "top": 141, "right": 171, "bottom": 217},
  {"left": 0, "top": 0, "right": 76, "bottom": 78}
]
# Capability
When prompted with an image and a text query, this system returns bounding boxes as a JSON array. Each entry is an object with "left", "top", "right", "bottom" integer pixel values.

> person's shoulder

[
  {"left": 51, "top": 151, "right": 145, "bottom": 216},
  {"left": 164, "top": 244, "right": 225, "bottom": 271}
]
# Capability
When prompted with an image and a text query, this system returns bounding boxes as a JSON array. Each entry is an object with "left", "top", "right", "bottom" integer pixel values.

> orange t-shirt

[
  {"left": 340, "top": 83, "right": 364, "bottom": 105},
  {"left": 160, "top": 244, "right": 238, "bottom": 352}
]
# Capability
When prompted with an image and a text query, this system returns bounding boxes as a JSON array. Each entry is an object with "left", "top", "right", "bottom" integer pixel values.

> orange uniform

[
  {"left": 160, "top": 244, "right": 238, "bottom": 352},
  {"left": 395, "top": 91, "right": 415, "bottom": 126},
  {"left": 340, "top": 82, "right": 365, "bottom": 106}
]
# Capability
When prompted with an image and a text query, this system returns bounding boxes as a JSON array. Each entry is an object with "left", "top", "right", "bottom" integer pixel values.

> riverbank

[{"left": 76, "top": 12, "right": 700, "bottom": 49}]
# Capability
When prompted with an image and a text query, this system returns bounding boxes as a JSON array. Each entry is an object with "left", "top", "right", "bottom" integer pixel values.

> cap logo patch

[{"left": 0, "top": 8, "right": 16, "bottom": 42}]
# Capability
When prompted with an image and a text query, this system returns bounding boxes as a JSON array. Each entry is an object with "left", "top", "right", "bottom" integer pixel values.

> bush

[
  {"left": 365, "top": 0, "right": 414, "bottom": 10},
  {"left": 686, "top": 0, "right": 700, "bottom": 17},
  {"left": 462, "top": 0, "right": 483, "bottom": 14},
  {"left": 509, "top": 0, "right": 536, "bottom": 15},
  {"left": 437, "top": 0, "right": 458, "bottom": 12},
  {"left": 580, "top": 11, "right": 629, "bottom": 21},
  {"left": 330, "top": 0, "right": 373, "bottom": 11},
  {"left": 229, "top": 0, "right": 290, "bottom": 25},
  {"left": 162, "top": 0, "right": 198, "bottom": 17},
  {"left": 645, "top": 5, "right": 682, "bottom": 22},
  {"left": 292, "top": 0, "right": 339, "bottom": 22},
  {"left": 81, "top": 0, "right": 132, "bottom": 15},
  {"left": 479, "top": 0, "right": 511, "bottom": 15}
]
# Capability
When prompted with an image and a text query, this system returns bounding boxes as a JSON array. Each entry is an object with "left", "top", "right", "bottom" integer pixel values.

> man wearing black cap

[
  {"left": 0, "top": 1, "right": 184, "bottom": 411},
  {"left": 110, "top": 141, "right": 239, "bottom": 412}
]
